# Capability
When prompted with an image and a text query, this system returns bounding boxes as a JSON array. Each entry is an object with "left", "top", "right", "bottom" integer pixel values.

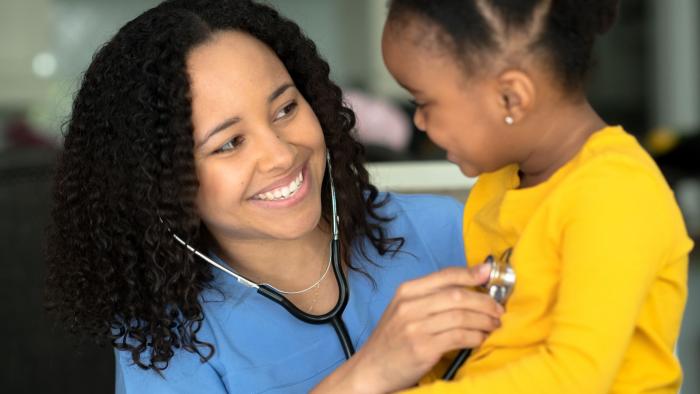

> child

[{"left": 382, "top": 0, "right": 693, "bottom": 393}]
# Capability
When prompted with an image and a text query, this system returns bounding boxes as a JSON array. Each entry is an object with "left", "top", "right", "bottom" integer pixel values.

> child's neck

[{"left": 517, "top": 101, "right": 606, "bottom": 189}]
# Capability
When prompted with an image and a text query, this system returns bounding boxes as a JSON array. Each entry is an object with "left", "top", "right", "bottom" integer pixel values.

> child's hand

[{"left": 312, "top": 265, "right": 504, "bottom": 394}]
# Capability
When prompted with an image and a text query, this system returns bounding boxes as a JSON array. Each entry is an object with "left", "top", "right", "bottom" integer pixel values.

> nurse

[{"left": 45, "top": 0, "right": 503, "bottom": 392}]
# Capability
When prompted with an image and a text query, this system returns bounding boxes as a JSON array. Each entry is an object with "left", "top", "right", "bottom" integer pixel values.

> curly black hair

[
  {"left": 387, "top": 0, "right": 620, "bottom": 91},
  {"left": 46, "top": 0, "right": 402, "bottom": 371}
]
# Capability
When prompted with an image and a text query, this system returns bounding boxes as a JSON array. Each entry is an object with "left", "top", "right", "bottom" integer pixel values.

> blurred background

[{"left": 1, "top": 0, "right": 698, "bottom": 392}]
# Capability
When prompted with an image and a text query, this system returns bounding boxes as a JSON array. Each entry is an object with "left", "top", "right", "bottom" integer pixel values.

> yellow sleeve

[{"left": 400, "top": 162, "right": 686, "bottom": 394}]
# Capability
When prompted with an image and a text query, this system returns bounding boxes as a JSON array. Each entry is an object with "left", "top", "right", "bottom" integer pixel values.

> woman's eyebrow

[
  {"left": 268, "top": 82, "right": 294, "bottom": 102},
  {"left": 198, "top": 116, "right": 241, "bottom": 149},
  {"left": 197, "top": 83, "right": 295, "bottom": 149}
]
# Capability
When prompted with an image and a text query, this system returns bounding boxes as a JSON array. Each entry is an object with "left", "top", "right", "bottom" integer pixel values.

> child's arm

[{"left": 400, "top": 164, "right": 690, "bottom": 394}]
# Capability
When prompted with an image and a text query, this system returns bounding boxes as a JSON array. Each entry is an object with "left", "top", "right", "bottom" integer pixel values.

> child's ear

[{"left": 496, "top": 69, "right": 535, "bottom": 124}]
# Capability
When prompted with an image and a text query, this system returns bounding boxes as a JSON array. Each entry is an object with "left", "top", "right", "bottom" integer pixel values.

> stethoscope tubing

[
  {"left": 168, "top": 151, "right": 355, "bottom": 359},
  {"left": 256, "top": 235, "right": 355, "bottom": 358},
  {"left": 442, "top": 349, "right": 471, "bottom": 380},
  {"left": 253, "top": 152, "right": 355, "bottom": 359},
  {"left": 443, "top": 254, "right": 516, "bottom": 380}
]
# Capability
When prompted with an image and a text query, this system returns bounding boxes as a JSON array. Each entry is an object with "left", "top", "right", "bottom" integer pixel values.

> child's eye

[
  {"left": 409, "top": 99, "right": 426, "bottom": 109},
  {"left": 274, "top": 101, "right": 298, "bottom": 121},
  {"left": 215, "top": 135, "right": 244, "bottom": 154}
]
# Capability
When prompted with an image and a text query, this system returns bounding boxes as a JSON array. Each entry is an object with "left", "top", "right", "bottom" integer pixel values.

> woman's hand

[{"left": 312, "top": 265, "right": 503, "bottom": 394}]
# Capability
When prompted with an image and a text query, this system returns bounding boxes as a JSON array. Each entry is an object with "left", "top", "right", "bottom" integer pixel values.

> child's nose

[{"left": 413, "top": 110, "right": 427, "bottom": 132}]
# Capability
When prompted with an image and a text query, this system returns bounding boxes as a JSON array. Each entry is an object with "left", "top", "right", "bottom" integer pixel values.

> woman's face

[
  {"left": 188, "top": 31, "right": 327, "bottom": 244},
  {"left": 381, "top": 19, "right": 518, "bottom": 177}
]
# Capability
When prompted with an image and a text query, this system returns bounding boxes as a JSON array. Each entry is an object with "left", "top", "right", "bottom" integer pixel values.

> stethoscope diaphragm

[{"left": 479, "top": 254, "right": 516, "bottom": 305}]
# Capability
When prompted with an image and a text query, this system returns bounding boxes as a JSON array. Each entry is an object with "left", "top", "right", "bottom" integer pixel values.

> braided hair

[{"left": 387, "top": 0, "right": 620, "bottom": 91}]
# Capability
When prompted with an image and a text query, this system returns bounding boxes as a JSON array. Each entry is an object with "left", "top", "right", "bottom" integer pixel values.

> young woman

[{"left": 45, "top": 1, "right": 503, "bottom": 392}]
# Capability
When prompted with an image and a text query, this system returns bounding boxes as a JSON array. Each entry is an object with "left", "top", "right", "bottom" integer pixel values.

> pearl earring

[{"left": 505, "top": 115, "right": 514, "bottom": 125}]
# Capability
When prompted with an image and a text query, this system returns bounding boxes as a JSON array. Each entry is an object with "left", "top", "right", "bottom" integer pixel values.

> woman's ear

[{"left": 497, "top": 69, "right": 536, "bottom": 125}]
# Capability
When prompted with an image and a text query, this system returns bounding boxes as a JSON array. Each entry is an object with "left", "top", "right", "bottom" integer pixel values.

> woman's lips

[{"left": 249, "top": 165, "right": 311, "bottom": 208}]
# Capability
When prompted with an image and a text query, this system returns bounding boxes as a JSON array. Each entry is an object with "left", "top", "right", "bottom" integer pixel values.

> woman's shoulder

[
  {"left": 114, "top": 329, "right": 227, "bottom": 394},
  {"left": 371, "top": 192, "right": 464, "bottom": 241},
  {"left": 370, "top": 192, "right": 467, "bottom": 269},
  {"left": 373, "top": 191, "right": 464, "bottom": 219}
]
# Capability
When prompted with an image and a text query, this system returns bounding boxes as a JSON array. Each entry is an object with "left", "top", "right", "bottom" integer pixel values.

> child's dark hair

[
  {"left": 46, "top": 0, "right": 402, "bottom": 372},
  {"left": 387, "top": 0, "right": 620, "bottom": 91}
]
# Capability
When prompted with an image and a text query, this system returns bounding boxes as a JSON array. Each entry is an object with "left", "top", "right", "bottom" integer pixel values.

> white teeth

[{"left": 254, "top": 171, "right": 304, "bottom": 201}]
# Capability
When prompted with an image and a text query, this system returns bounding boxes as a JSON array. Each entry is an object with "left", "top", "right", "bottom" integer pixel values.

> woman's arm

[{"left": 311, "top": 265, "right": 503, "bottom": 394}]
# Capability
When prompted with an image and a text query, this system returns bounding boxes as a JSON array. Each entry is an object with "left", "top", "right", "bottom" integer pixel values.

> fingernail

[
  {"left": 497, "top": 304, "right": 505, "bottom": 315},
  {"left": 478, "top": 263, "right": 491, "bottom": 276}
]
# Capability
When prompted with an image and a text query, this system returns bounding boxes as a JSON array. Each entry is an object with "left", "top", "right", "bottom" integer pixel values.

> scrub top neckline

[{"left": 207, "top": 251, "right": 372, "bottom": 357}]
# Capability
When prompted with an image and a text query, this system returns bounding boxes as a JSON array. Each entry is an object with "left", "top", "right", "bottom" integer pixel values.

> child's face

[
  {"left": 382, "top": 21, "right": 521, "bottom": 177},
  {"left": 188, "top": 31, "right": 327, "bottom": 244}
]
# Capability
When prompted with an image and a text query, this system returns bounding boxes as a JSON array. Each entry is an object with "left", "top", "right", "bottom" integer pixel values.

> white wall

[
  {"left": 649, "top": 0, "right": 700, "bottom": 133},
  {"left": 0, "top": 0, "right": 53, "bottom": 108},
  {"left": 0, "top": 0, "right": 406, "bottom": 137}
]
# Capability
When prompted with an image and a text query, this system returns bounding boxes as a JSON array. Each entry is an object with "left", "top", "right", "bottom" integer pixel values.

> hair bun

[{"left": 595, "top": 0, "right": 620, "bottom": 34}]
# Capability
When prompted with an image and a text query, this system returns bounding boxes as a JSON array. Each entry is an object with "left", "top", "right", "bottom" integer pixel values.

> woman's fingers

[
  {"left": 387, "top": 318, "right": 492, "bottom": 375},
  {"left": 410, "top": 308, "right": 501, "bottom": 336},
  {"left": 394, "top": 265, "right": 492, "bottom": 299},
  {"left": 315, "top": 267, "right": 506, "bottom": 394},
  {"left": 431, "top": 328, "right": 489, "bottom": 354},
  {"left": 392, "top": 307, "right": 498, "bottom": 361},
  {"left": 395, "top": 284, "right": 504, "bottom": 320}
]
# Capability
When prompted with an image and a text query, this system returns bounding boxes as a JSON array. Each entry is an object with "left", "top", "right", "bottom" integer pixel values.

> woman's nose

[{"left": 256, "top": 127, "right": 295, "bottom": 173}]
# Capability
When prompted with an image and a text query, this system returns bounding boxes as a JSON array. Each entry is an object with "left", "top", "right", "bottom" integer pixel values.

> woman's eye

[
  {"left": 215, "top": 135, "right": 244, "bottom": 154},
  {"left": 274, "top": 101, "right": 298, "bottom": 121}
]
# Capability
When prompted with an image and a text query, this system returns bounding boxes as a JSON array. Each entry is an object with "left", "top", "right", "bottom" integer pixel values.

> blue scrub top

[{"left": 115, "top": 193, "right": 466, "bottom": 393}]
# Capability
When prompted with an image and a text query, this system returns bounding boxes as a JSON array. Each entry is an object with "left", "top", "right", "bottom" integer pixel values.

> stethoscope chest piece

[
  {"left": 442, "top": 251, "right": 516, "bottom": 380},
  {"left": 479, "top": 254, "right": 516, "bottom": 305}
]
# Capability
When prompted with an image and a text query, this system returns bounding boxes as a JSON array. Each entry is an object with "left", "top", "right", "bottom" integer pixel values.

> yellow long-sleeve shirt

[{"left": 404, "top": 126, "right": 693, "bottom": 393}]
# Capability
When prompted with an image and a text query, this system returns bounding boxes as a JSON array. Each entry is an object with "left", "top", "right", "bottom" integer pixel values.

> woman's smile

[{"left": 249, "top": 163, "right": 313, "bottom": 208}]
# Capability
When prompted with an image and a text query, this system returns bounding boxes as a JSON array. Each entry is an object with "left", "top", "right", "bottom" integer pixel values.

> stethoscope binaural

[
  {"left": 166, "top": 152, "right": 355, "bottom": 359},
  {"left": 442, "top": 250, "right": 516, "bottom": 380}
]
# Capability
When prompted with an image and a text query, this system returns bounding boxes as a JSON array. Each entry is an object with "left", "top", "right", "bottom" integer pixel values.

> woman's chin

[{"left": 265, "top": 207, "right": 324, "bottom": 241}]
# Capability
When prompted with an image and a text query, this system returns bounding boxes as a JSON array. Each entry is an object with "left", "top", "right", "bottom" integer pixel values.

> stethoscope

[
  {"left": 165, "top": 152, "right": 355, "bottom": 359},
  {"left": 442, "top": 250, "right": 516, "bottom": 380}
]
